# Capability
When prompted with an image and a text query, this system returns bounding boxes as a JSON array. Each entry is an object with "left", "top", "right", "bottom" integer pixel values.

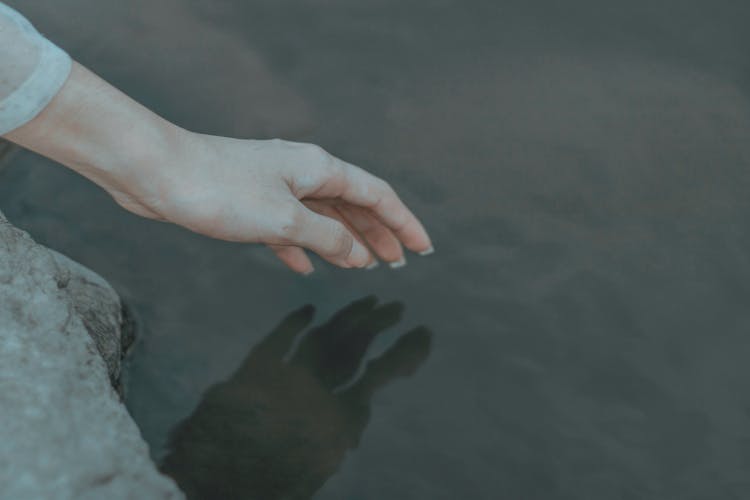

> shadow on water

[{"left": 160, "top": 296, "right": 432, "bottom": 500}]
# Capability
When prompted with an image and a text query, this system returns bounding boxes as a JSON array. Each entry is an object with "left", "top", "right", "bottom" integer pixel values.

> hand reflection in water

[{"left": 160, "top": 296, "right": 432, "bottom": 500}]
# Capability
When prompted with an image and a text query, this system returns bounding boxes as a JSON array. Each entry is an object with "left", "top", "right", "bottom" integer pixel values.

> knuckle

[
  {"left": 274, "top": 205, "right": 305, "bottom": 242},
  {"left": 372, "top": 179, "right": 395, "bottom": 207},
  {"left": 304, "top": 143, "right": 332, "bottom": 166},
  {"left": 378, "top": 178, "right": 393, "bottom": 194},
  {"left": 305, "top": 142, "right": 326, "bottom": 154}
]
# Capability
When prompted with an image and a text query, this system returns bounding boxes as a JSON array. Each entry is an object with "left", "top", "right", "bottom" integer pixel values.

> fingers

[
  {"left": 272, "top": 200, "right": 408, "bottom": 271},
  {"left": 303, "top": 200, "right": 378, "bottom": 267},
  {"left": 286, "top": 144, "right": 433, "bottom": 257},
  {"left": 276, "top": 202, "right": 371, "bottom": 268},
  {"left": 332, "top": 158, "right": 433, "bottom": 255},
  {"left": 269, "top": 244, "right": 314, "bottom": 275},
  {"left": 271, "top": 201, "right": 385, "bottom": 273},
  {"left": 337, "top": 205, "right": 404, "bottom": 266},
  {"left": 305, "top": 200, "right": 407, "bottom": 267}
]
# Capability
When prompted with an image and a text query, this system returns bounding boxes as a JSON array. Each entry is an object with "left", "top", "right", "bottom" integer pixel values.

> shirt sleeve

[{"left": 0, "top": 2, "right": 71, "bottom": 135}]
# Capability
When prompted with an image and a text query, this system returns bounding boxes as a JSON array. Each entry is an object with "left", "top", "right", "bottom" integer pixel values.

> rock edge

[{"left": 0, "top": 210, "right": 184, "bottom": 499}]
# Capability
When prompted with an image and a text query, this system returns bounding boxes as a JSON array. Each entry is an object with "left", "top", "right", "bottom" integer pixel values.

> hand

[
  {"left": 4, "top": 62, "right": 433, "bottom": 273},
  {"left": 160, "top": 296, "right": 432, "bottom": 500},
  {"left": 137, "top": 133, "right": 434, "bottom": 273}
]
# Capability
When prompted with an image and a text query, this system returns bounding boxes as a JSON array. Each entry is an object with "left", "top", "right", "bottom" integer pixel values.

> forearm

[
  {"left": 4, "top": 62, "right": 185, "bottom": 209},
  {"left": 0, "top": 3, "right": 432, "bottom": 271}
]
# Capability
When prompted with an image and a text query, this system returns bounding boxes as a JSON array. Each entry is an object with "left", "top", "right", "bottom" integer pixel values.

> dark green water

[{"left": 4, "top": 0, "right": 750, "bottom": 498}]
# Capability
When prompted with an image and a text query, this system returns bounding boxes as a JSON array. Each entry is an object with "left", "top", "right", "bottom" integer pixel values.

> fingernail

[
  {"left": 389, "top": 257, "right": 407, "bottom": 269},
  {"left": 419, "top": 246, "right": 435, "bottom": 256},
  {"left": 302, "top": 268, "right": 315, "bottom": 276},
  {"left": 365, "top": 261, "right": 380, "bottom": 270}
]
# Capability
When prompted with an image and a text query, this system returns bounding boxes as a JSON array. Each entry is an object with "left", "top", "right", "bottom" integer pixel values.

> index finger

[{"left": 331, "top": 158, "right": 434, "bottom": 255}]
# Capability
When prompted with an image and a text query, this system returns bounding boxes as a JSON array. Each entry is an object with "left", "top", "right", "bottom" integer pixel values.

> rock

[
  {"left": 0, "top": 210, "right": 184, "bottom": 499},
  {"left": 49, "top": 250, "right": 133, "bottom": 392}
]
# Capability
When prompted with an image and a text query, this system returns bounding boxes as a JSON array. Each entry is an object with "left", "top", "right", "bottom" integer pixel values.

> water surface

[{"left": 3, "top": 0, "right": 750, "bottom": 498}]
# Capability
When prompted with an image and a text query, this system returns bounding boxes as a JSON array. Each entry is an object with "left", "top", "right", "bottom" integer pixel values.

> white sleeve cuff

[{"left": 0, "top": 3, "right": 72, "bottom": 135}]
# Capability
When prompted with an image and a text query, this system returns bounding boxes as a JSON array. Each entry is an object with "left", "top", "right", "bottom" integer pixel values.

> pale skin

[{"left": 4, "top": 62, "right": 433, "bottom": 274}]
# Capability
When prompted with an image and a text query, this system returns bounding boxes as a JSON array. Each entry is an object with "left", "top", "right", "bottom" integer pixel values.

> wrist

[{"left": 95, "top": 120, "right": 190, "bottom": 210}]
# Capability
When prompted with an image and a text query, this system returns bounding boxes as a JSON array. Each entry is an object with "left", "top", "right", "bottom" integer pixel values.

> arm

[{"left": 1, "top": 9, "right": 433, "bottom": 274}]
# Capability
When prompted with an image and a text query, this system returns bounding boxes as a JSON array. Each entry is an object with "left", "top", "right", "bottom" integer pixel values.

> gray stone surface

[
  {"left": 49, "top": 250, "right": 134, "bottom": 391},
  {"left": 0, "top": 210, "right": 183, "bottom": 499}
]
